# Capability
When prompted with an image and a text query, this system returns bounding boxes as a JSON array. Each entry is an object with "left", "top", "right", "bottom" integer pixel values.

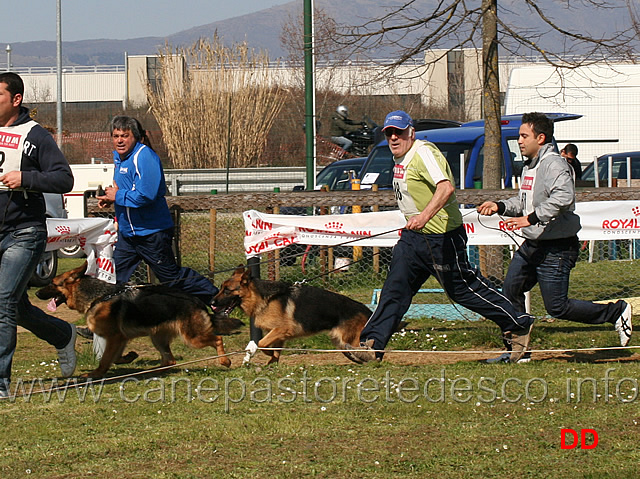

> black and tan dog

[
  {"left": 36, "top": 263, "right": 243, "bottom": 378},
  {"left": 213, "top": 265, "right": 372, "bottom": 364}
]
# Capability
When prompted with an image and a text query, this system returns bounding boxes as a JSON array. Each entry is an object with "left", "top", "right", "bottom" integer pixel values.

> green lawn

[{"left": 3, "top": 257, "right": 639, "bottom": 477}]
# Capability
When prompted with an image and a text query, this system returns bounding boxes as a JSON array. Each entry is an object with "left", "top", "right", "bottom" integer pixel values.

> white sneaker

[
  {"left": 615, "top": 302, "right": 633, "bottom": 347},
  {"left": 93, "top": 333, "right": 107, "bottom": 361},
  {"left": 56, "top": 324, "right": 77, "bottom": 378}
]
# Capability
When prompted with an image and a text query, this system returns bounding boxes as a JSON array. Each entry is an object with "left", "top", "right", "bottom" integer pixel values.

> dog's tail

[{"left": 211, "top": 311, "right": 245, "bottom": 335}]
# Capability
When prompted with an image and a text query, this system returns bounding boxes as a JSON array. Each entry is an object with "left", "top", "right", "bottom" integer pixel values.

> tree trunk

[{"left": 481, "top": 0, "right": 505, "bottom": 281}]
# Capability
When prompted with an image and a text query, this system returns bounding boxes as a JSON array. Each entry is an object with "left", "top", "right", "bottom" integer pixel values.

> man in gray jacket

[{"left": 478, "top": 112, "right": 632, "bottom": 353}]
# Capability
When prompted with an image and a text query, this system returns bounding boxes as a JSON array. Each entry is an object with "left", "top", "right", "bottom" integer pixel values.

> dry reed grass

[{"left": 146, "top": 35, "right": 285, "bottom": 169}]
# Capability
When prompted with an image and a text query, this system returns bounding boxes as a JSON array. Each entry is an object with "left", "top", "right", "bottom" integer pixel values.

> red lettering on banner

[
  {"left": 350, "top": 230, "right": 372, "bottom": 237},
  {"left": 245, "top": 240, "right": 269, "bottom": 255},
  {"left": 96, "top": 257, "right": 115, "bottom": 274},
  {"left": 0, "top": 132, "right": 21, "bottom": 149},
  {"left": 252, "top": 219, "right": 273, "bottom": 231},
  {"left": 274, "top": 237, "right": 296, "bottom": 247},
  {"left": 602, "top": 218, "right": 640, "bottom": 229},
  {"left": 498, "top": 220, "right": 518, "bottom": 231},
  {"left": 246, "top": 236, "right": 298, "bottom": 255},
  {"left": 464, "top": 223, "right": 475, "bottom": 234}
]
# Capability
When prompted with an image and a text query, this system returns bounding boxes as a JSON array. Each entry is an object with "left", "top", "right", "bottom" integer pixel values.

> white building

[{"left": 505, "top": 64, "right": 640, "bottom": 161}]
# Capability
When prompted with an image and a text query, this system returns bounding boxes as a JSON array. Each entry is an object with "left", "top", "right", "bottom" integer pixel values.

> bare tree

[
  {"left": 146, "top": 36, "right": 285, "bottom": 169},
  {"left": 342, "top": 0, "right": 639, "bottom": 186},
  {"left": 277, "top": 5, "right": 467, "bottom": 165},
  {"left": 340, "top": 0, "right": 638, "bottom": 280},
  {"left": 280, "top": 7, "right": 357, "bottom": 131}
]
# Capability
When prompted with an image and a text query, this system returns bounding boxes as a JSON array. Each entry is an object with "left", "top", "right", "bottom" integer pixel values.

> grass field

[{"left": 2, "top": 259, "right": 640, "bottom": 478}]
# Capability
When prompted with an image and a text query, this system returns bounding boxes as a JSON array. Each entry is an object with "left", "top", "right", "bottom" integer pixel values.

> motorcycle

[{"left": 339, "top": 116, "right": 381, "bottom": 157}]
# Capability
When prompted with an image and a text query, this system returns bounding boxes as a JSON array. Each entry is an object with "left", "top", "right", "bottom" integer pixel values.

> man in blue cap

[{"left": 345, "top": 110, "right": 535, "bottom": 364}]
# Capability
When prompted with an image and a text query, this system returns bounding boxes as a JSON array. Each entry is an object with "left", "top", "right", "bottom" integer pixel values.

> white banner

[
  {"left": 46, "top": 218, "right": 117, "bottom": 283},
  {"left": 244, "top": 200, "right": 640, "bottom": 257},
  {"left": 244, "top": 209, "right": 405, "bottom": 257}
]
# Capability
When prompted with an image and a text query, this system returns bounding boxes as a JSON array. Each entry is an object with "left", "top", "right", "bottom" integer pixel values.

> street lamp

[{"left": 5, "top": 44, "right": 11, "bottom": 71}]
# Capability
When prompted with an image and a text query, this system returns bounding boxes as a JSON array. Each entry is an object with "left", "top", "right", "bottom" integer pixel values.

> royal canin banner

[
  {"left": 244, "top": 210, "right": 405, "bottom": 257},
  {"left": 46, "top": 218, "right": 117, "bottom": 283},
  {"left": 244, "top": 200, "right": 640, "bottom": 257}
]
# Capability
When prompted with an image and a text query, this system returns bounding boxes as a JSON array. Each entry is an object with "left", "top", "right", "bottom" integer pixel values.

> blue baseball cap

[{"left": 382, "top": 110, "right": 413, "bottom": 130}]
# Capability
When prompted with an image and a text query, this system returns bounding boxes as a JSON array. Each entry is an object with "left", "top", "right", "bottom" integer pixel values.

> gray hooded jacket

[{"left": 498, "top": 143, "right": 581, "bottom": 241}]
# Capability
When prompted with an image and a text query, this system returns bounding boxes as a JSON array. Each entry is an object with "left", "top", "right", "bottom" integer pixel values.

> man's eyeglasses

[{"left": 384, "top": 127, "right": 407, "bottom": 138}]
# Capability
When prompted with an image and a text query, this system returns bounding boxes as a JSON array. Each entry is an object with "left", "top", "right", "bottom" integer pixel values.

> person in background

[
  {"left": 329, "top": 105, "right": 361, "bottom": 152},
  {"left": 345, "top": 110, "right": 535, "bottom": 364},
  {"left": 478, "top": 112, "right": 632, "bottom": 357},
  {"left": 560, "top": 143, "right": 582, "bottom": 180},
  {"left": 0, "top": 72, "right": 77, "bottom": 397}
]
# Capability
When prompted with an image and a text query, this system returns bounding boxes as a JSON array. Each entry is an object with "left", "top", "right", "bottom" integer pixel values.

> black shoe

[
  {"left": 486, "top": 351, "right": 532, "bottom": 364},
  {"left": 76, "top": 326, "right": 93, "bottom": 339}
]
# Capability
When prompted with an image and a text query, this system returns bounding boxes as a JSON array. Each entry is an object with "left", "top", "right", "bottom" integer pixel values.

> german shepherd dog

[
  {"left": 213, "top": 266, "right": 372, "bottom": 364},
  {"left": 36, "top": 263, "right": 243, "bottom": 378}
]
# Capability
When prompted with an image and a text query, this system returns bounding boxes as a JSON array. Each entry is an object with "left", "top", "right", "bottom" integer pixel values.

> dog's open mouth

[
  {"left": 215, "top": 296, "right": 241, "bottom": 315},
  {"left": 35, "top": 287, "right": 67, "bottom": 312}
]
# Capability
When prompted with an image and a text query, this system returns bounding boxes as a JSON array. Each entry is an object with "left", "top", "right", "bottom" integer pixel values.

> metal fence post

[{"left": 247, "top": 256, "right": 263, "bottom": 344}]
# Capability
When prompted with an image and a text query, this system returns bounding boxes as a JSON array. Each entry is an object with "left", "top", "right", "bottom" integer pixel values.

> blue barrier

[{"left": 368, "top": 288, "right": 482, "bottom": 321}]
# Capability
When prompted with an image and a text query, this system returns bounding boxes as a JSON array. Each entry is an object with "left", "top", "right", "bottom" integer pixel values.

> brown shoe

[
  {"left": 343, "top": 339, "right": 378, "bottom": 364},
  {"left": 504, "top": 323, "right": 533, "bottom": 363}
]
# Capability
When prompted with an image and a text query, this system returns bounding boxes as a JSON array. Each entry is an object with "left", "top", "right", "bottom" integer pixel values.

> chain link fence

[{"left": 89, "top": 187, "right": 640, "bottom": 319}]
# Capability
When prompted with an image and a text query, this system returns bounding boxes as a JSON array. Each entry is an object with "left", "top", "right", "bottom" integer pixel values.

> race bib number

[{"left": 0, "top": 121, "right": 36, "bottom": 189}]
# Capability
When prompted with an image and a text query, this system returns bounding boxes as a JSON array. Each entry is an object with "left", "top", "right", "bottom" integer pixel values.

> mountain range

[{"left": 4, "top": 0, "right": 636, "bottom": 67}]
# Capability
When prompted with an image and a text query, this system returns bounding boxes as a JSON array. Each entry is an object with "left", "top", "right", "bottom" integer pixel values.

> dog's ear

[
  {"left": 69, "top": 261, "right": 88, "bottom": 278},
  {"left": 240, "top": 268, "right": 251, "bottom": 285},
  {"left": 234, "top": 264, "right": 246, "bottom": 275}
]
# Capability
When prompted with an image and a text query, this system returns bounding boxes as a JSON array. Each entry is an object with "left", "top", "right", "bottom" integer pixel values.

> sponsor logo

[
  {"left": 0, "top": 132, "right": 21, "bottom": 149},
  {"left": 393, "top": 164, "right": 405, "bottom": 179},
  {"left": 521, "top": 175, "right": 534, "bottom": 190}
]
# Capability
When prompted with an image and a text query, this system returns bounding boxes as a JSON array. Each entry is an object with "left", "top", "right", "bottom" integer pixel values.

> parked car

[
  {"left": 29, "top": 193, "right": 67, "bottom": 287},
  {"left": 314, "top": 156, "right": 366, "bottom": 191},
  {"left": 359, "top": 113, "right": 582, "bottom": 190},
  {"left": 580, "top": 151, "right": 640, "bottom": 185},
  {"left": 280, "top": 157, "right": 367, "bottom": 266},
  {"left": 413, "top": 118, "right": 462, "bottom": 131}
]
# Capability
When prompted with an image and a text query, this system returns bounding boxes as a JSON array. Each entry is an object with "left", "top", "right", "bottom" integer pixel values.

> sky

[{"left": 1, "top": 0, "right": 293, "bottom": 44}]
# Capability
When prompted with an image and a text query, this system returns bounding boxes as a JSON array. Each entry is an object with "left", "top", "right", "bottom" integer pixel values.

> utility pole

[
  {"left": 56, "top": 0, "right": 63, "bottom": 147},
  {"left": 303, "top": 0, "right": 316, "bottom": 190}
]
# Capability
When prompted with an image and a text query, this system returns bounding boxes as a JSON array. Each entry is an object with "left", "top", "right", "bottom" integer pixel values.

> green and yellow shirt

[{"left": 392, "top": 139, "right": 462, "bottom": 234}]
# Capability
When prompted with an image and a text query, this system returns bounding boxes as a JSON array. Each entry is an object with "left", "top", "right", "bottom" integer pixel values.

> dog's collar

[{"left": 88, "top": 284, "right": 138, "bottom": 310}]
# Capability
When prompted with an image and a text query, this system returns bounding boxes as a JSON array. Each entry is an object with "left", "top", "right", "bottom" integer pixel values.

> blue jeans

[
  {"left": 114, "top": 228, "right": 218, "bottom": 304},
  {"left": 330, "top": 136, "right": 353, "bottom": 151},
  {"left": 504, "top": 239, "right": 623, "bottom": 324},
  {"left": 0, "top": 226, "right": 74, "bottom": 393}
]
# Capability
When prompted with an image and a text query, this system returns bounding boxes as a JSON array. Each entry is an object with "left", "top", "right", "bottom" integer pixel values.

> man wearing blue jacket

[
  {"left": 0, "top": 72, "right": 77, "bottom": 397},
  {"left": 478, "top": 112, "right": 632, "bottom": 353},
  {"left": 97, "top": 116, "right": 219, "bottom": 304}
]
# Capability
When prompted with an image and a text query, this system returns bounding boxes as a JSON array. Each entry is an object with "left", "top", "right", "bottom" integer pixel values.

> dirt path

[{"left": 22, "top": 295, "right": 640, "bottom": 368}]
